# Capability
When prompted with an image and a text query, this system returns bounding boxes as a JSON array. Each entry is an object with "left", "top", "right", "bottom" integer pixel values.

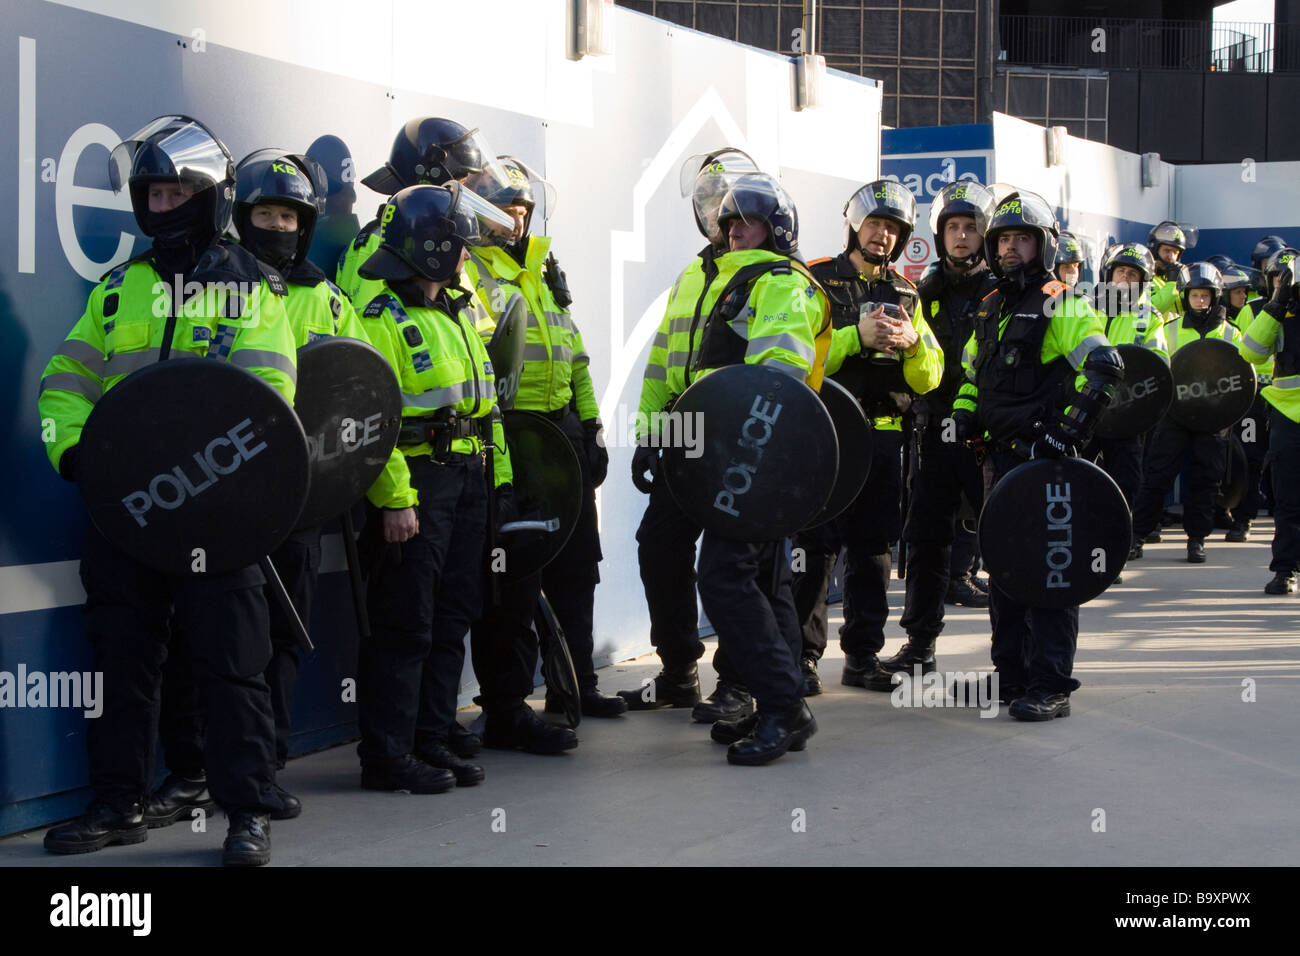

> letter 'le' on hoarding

[
  {"left": 978, "top": 457, "right": 1130, "bottom": 608},
  {"left": 78, "top": 359, "right": 309, "bottom": 575},
  {"left": 292, "top": 337, "right": 402, "bottom": 529},
  {"left": 662, "top": 364, "right": 837, "bottom": 542}
]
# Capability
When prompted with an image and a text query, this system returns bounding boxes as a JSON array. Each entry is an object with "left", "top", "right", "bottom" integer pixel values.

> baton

[
  {"left": 340, "top": 508, "right": 371, "bottom": 640},
  {"left": 259, "top": 555, "right": 315, "bottom": 652}
]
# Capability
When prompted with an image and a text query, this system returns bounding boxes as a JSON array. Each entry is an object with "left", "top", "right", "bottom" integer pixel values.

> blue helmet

[
  {"left": 359, "top": 183, "right": 480, "bottom": 283},
  {"left": 716, "top": 174, "right": 799, "bottom": 255}
]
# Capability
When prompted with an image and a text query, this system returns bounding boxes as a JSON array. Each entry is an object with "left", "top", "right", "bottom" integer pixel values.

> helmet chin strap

[{"left": 945, "top": 250, "right": 981, "bottom": 270}]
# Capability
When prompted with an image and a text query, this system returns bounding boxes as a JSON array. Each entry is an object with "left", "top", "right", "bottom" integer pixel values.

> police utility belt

[{"left": 398, "top": 411, "right": 491, "bottom": 461}]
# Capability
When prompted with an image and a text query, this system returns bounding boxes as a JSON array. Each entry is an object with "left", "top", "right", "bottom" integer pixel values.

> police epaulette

[
  {"left": 257, "top": 260, "right": 288, "bottom": 296},
  {"left": 352, "top": 217, "right": 381, "bottom": 251},
  {"left": 98, "top": 249, "right": 153, "bottom": 283},
  {"left": 1042, "top": 279, "right": 1069, "bottom": 298},
  {"left": 362, "top": 295, "right": 390, "bottom": 319}
]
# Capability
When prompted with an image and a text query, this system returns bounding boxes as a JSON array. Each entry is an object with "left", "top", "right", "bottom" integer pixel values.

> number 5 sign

[{"left": 904, "top": 237, "right": 930, "bottom": 263}]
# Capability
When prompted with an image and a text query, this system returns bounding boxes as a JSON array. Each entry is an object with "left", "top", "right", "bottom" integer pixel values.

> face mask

[{"left": 243, "top": 223, "right": 300, "bottom": 270}]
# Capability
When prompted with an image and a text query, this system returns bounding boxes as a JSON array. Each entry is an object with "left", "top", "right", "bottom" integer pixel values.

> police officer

[
  {"left": 883, "top": 182, "right": 999, "bottom": 686},
  {"left": 681, "top": 173, "right": 829, "bottom": 764},
  {"left": 792, "top": 179, "right": 942, "bottom": 694},
  {"left": 622, "top": 148, "right": 763, "bottom": 723},
  {"left": 144, "top": 149, "right": 377, "bottom": 827},
  {"left": 1054, "top": 231, "right": 1085, "bottom": 287},
  {"left": 1129, "top": 263, "right": 1242, "bottom": 564},
  {"left": 952, "top": 189, "right": 1121, "bottom": 720},
  {"left": 354, "top": 183, "right": 513, "bottom": 790},
  {"left": 1239, "top": 248, "right": 1300, "bottom": 594},
  {"left": 39, "top": 116, "right": 296, "bottom": 865},
  {"left": 337, "top": 117, "right": 504, "bottom": 336},
  {"left": 1148, "top": 220, "right": 1193, "bottom": 319},
  {"left": 1219, "top": 262, "right": 1269, "bottom": 542},
  {"left": 1086, "top": 243, "right": 1168, "bottom": 519},
  {"left": 1248, "top": 235, "right": 1288, "bottom": 312},
  {"left": 463, "top": 156, "right": 621, "bottom": 749}
]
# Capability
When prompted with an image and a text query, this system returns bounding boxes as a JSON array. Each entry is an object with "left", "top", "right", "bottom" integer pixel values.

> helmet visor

[
  {"left": 927, "top": 180, "right": 994, "bottom": 236},
  {"left": 482, "top": 157, "right": 558, "bottom": 228},
  {"left": 683, "top": 151, "right": 762, "bottom": 244},
  {"left": 109, "top": 115, "right": 230, "bottom": 193},
  {"left": 456, "top": 182, "right": 518, "bottom": 244}
]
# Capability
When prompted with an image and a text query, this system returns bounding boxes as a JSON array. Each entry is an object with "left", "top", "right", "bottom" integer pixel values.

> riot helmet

[
  {"left": 984, "top": 190, "right": 1058, "bottom": 279},
  {"left": 1178, "top": 261, "right": 1223, "bottom": 319},
  {"left": 479, "top": 155, "right": 558, "bottom": 241},
  {"left": 233, "top": 149, "right": 326, "bottom": 271},
  {"left": 1148, "top": 220, "right": 1197, "bottom": 279},
  {"left": 109, "top": 114, "right": 235, "bottom": 243},
  {"left": 1264, "top": 247, "right": 1299, "bottom": 284},
  {"left": 928, "top": 180, "right": 994, "bottom": 269},
  {"left": 361, "top": 117, "right": 507, "bottom": 196},
  {"left": 1054, "top": 231, "right": 1084, "bottom": 284},
  {"left": 358, "top": 183, "right": 482, "bottom": 284},
  {"left": 716, "top": 174, "right": 799, "bottom": 256},
  {"left": 844, "top": 179, "right": 916, "bottom": 263},
  {"left": 679, "top": 148, "right": 760, "bottom": 246},
  {"left": 1220, "top": 263, "right": 1254, "bottom": 311},
  {"left": 1098, "top": 242, "right": 1155, "bottom": 314},
  {"left": 1250, "top": 235, "right": 1287, "bottom": 272},
  {"left": 1205, "top": 254, "right": 1234, "bottom": 273}
]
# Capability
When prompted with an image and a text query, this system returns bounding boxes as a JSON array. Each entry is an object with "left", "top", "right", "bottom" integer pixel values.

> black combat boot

[
  {"left": 842, "top": 653, "right": 892, "bottom": 689},
  {"left": 946, "top": 575, "right": 990, "bottom": 607},
  {"left": 222, "top": 811, "right": 271, "bottom": 867},
  {"left": 726, "top": 703, "right": 817, "bottom": 766},
  {"left": 416, "top": 741, "right": 486, "bottom": 786},
  {"left": 483, "top": 705, "right": 579, "bottom": 754},
  {"left": 1264, "top": 571, "right": 1297, "bottom": 595},
  {"left": 361, "top": 754, "right": 457, "bottom": 794},
  {"left": 546, "top": 689, "right": 629, "bottom": 718},
  {"left": 143, "top": 773, "right": 216, "bottom": 828},
  {"left": 801, "top": 655, "right": 823, "bottom": 697},
  {"left": 879, "top": 635, "right": 938, "bottom": 676},
  {"left": 1008, "top": 692, "right": 1071, "bottom": 721},
  {"left": 44, "top": 800, "right": 148, "bottom": 854},
  {"left": 617, "top": 662, "right": 701, "bottom": 710},
  {"left": 1187, "top": 538, "right": 1207, "bottom": 563},
  {"left": 692, "top": 680, "right": 754, "bottom": 723},
  {"left": 446, "top": 721, "right": 483, "bottom": 758}
]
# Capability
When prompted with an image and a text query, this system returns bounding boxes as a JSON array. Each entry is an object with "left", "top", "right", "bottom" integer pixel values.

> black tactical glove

[
  {"left": 58, "top": 445, "right": 80, "bottom": 484},
  {"left": 1269, "top": 261, "right": 1297, "bottom": 313},
  {"left": 495, "top": 482, "right": 519, "bottom": 530},
  {"left": 1032, "top": 418, "right": 1079, "bottom": 460},
  {"left": 631, "top": 443, "right": 660, "bottom": 494},
  {"left": 951, "top": 408, "right": 978, "bottom": 443},
  {"left": 582, "top": 419, "right": 609, "bottom": 488}
]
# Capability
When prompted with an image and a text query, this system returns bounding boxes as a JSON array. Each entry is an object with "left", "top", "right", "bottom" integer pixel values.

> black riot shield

[
  {"left": 293, "top": 337, "right": 401, "bottom": 529},
  {"left": 978, "top": 457, "right": 1130, "bottom": 609},
  {"left": 536, "top": 591, "right": 581, "bottom": 729},
  {"left": 802, "top": 377, "right": 872, "bottom": 529},
  {"left": 78, "top": 358, "right": 310, "bottom": 576},
  {"left": 501, "top": 409, "right": 583, "bottom": 579},
  {"left": 487, "top": 293, "right": 528, "bottom": 410},
  {"left": 1094, "top": 344, "right": 1173, "bottom": 439},
  {"left": 661, "top": 364, "right": 838, "bottom": 542},
  {"left": 1168, "top": 338, "right": 1257, "bottom": 433},
  {"left": 1217, "top": 434, "right": 1249, "bottom": 513}
]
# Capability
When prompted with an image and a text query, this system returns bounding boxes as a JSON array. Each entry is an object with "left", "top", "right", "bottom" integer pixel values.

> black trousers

[
  {"left": 1084, "top": 434, "right": 1144, "bottom": 509},
  {"left": 985, "top": 449, "right": 1082, "bottom": 697},
  {"left": 472, "top": 409, "right": 606, "bottom": 709},
  {"left": 359, "top": 454, "right": 487, "bottom": 762},
  {"left": 792, "top": 429, "right": 902, "bottom": 659},
  {"left": 79, "top": 524, "right": 279, "bottom": 815},
  {"left": 635, "top": 475, "right": 737, "bottom": 681},
  {"left": 160, "top": 525, "right": 322, "bottom": 774},
  {"left": 898, "top": 426, "right": 984, "bottom": 641},
  {"left": 697, "top": 534, "right": 802, "bottom": 715},
  {"left": 1233, "top": 390, "right": 1270, "bottom": 527},
  {"left": 1268, "top": 406, "right": 1300, "bottom": 573},
  {"left": 1131, "top": 420, "right": 1229, "bottom": 541}
]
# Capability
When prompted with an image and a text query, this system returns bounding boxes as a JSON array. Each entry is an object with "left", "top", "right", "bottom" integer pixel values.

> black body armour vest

[
  {"left": 1276, "top": 307, "right": 1300, "bottom": 379},
  {"left": 918, "top": 263, "right": 997, "bottom": 412},
  {"left": 811, "top": 253, "right": 919, "bottom": 418},
  {"left": 692, "top": 256, "right": 822, "bottom": 374},
  {"left": 971, "top": 274, "right": 1073, "bottom": 442}
]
